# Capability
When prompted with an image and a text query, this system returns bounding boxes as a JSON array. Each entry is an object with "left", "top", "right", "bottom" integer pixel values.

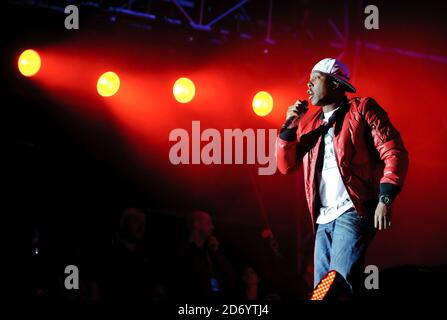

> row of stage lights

[{"left": 18, "top": 49, "right": 274, "bottom": 117}]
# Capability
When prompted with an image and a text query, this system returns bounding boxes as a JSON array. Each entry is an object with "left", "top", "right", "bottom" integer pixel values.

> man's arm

[
  {"left": 360, "top": 97, "right": 409, "bottom": 195},
  {"left": 276, "top": 100, "right": 315, "bottom": 174},
  {"left": 359, "top": 97, "right": 409, "bottom": 229},
  {"left": 276, "top": 115, "right": 327, "bottom": 174},
  {"left": 276, "top": 127, "right": 301, "bottom": 174}
]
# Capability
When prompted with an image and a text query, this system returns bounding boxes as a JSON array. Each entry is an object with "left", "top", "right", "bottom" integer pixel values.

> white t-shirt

[{"left": 316, "top": 108, "right": 354, "bottom": 224}]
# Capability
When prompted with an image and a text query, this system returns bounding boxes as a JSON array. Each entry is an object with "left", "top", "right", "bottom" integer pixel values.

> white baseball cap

[{"left": 311, "top": 58, "right": 356, "bottom": 93}]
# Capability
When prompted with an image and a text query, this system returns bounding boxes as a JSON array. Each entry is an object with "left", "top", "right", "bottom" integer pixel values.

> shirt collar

[{"left": 319, "top": 97, "right": 348, "bottom": 121}]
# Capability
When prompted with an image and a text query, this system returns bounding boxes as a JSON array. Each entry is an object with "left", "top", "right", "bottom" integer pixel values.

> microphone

[{"left": 282, "top": 100, "right": 309, "bottom": 129}]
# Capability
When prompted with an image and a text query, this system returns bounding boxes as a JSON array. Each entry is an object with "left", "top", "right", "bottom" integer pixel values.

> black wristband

[
  {"left": 279, "top": 127, "right": 297, "bottom": 141},
  {"left": 379, "top": 183, "right": 400, "bottom": 199}
]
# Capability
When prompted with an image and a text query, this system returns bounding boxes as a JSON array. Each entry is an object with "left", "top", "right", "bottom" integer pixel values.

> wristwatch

[{"left": 379, "top": 195, "right": 393, "bottom": 205}]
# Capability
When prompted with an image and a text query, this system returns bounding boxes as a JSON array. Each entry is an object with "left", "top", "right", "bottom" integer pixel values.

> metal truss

[
  {"left": 9, "top": 0, "right": 447, "bottom": 64},
  {"left": 13, "top": 0, "right": 275, "bottom": 43}
]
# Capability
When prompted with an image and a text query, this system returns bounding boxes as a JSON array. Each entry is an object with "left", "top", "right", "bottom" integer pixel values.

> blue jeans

[{"left": 314, "top": 207, "right": 375, "bottom": 296}]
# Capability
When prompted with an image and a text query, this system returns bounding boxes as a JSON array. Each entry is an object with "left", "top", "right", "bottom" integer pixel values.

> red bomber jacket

[{"left": 276, "top": 97, "right": 409, "bottom": 229}]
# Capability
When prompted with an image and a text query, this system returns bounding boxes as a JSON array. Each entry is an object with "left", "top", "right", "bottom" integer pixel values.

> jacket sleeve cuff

[
  {"left": 279, "top": 127, "right": 297, "bottom": 141},
  {"left": 379, "top": 183, "right": 401, "bottom": 199}
]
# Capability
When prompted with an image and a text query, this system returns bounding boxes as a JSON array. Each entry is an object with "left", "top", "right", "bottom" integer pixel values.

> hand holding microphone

[
  {"left": 283, "top": 100, "right": 309, "bottom": 129},
  {"left": 207, "top": 235, "right": 220, "bottom": 252}
]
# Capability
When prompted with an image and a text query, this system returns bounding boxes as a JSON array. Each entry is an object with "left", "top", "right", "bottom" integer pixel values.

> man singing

[{"left": 276, "top": 58, "right": 409, "bottom": 297}]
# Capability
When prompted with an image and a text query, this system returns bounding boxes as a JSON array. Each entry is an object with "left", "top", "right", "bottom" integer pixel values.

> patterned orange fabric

[{"left": 310, "top": 270, "right": 337, "bottom": 300}]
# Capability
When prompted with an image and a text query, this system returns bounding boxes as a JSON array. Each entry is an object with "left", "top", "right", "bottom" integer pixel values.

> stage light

[
  {"left": 173, "top": 77, "right": 195, "bottom": 103},
  {"left": 252, "top": 91, "right": 273, "bottom": 117},
  {"left": 97, "top": 71, "right": 120, "bottom": 97},
  {"left": 18, "top": 49, "right": 41, "bottom": 77}
]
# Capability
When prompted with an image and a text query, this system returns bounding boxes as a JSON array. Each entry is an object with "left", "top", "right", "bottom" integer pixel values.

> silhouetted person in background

[
  {"left": 173, "top": 210, "right": 236, "bottom": 301},
  {"left": 236, "top": 266, "right": 275, "bottom": 301},
  {"left": 237, "top": 265, "right": 284, "bottom": 301},
  {"left": 96, "top": 207, "right": 154, "bottom": 301}
]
